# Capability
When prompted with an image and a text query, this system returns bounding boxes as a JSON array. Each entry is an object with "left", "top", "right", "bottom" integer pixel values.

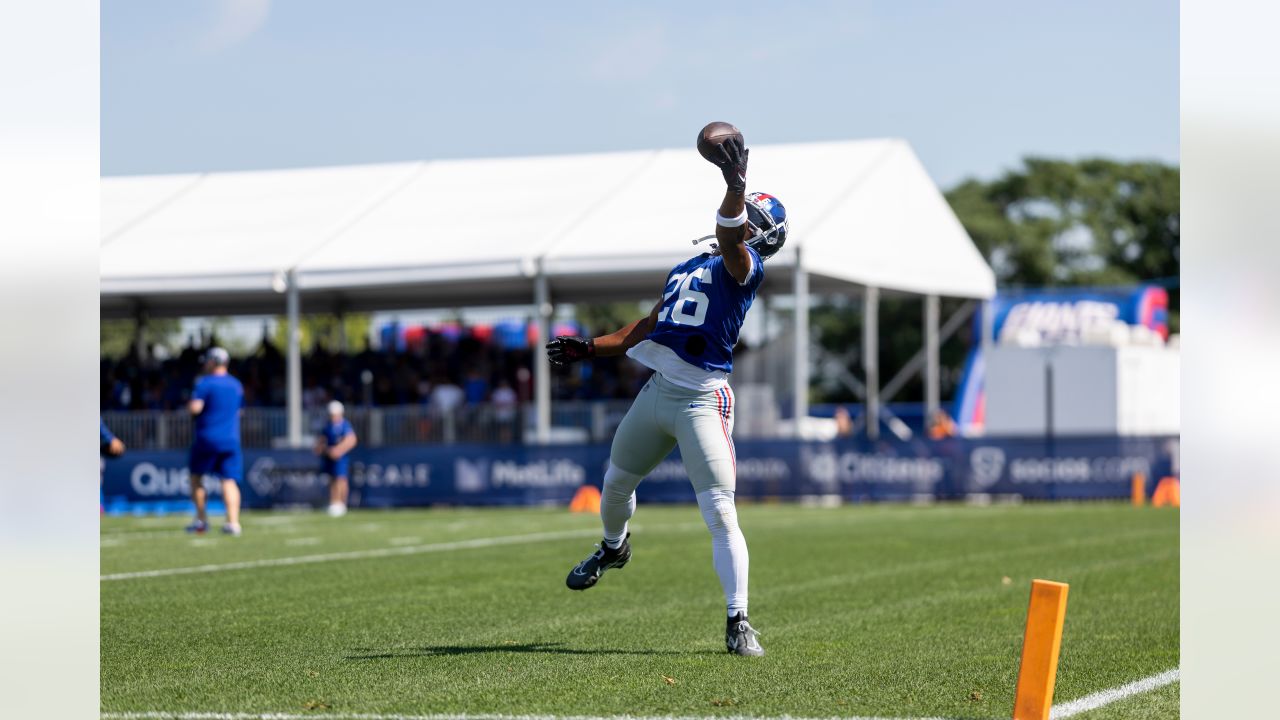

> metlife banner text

[{"left": 101, "top": 436, "right": 1179, "bottom": 512}]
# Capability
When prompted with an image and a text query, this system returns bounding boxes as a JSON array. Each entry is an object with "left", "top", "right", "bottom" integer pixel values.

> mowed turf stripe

[
  {"left": 100, "top": 528, "right": 606, "bottom": 582},
  {"left": 100, "top": 667, "right": 1180, "bottom": 720},
  {"left": 101, "top": 507, "right": 1176, "bottom": 717},
  {"left": 1051, "top": 668, "right": 1180, "bottom": 718}
]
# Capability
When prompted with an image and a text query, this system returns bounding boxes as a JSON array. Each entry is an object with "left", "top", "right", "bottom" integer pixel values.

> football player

[
  {"left": 315, "top": 400, "right": 357, "bottom": 517},
  {"left": 185, "top": 347, "right": 245, "bottom": 536},
  {"left": 547, "top": 136, "right": 786, "bottom": 657}
]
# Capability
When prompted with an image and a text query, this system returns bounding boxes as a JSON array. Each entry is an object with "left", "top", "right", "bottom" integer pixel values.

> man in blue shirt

[
  {"left": 101, "top": 416, "right": 125, "bottom": 513},
  {"left": 100, "top": 417, "right": 124, "bottom": 458},
  {"left": 314, "top": 400, "right": 357, "bottom": 517},
  {"left": 547, "top": 132, "right": 786, "bottom": 656},
  {"left": 186, "top": 347, "right": 245, "bottom": 535}
]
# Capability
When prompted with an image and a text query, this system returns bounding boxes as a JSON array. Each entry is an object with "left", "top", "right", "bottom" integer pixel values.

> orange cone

[
  {"left": 1151, "top": 477, "right": 1180, "bottom": 507},
  {"left": 569, "top": 485, "right": 602, "bottom": 513}
]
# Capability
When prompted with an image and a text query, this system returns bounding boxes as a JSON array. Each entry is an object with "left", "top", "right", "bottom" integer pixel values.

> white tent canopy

[
  {"left": 101, "top": 139, "right": 993, "bottom": 317},
  {"left": 101, "top": 139, "right": 995, "bottom": 444}
]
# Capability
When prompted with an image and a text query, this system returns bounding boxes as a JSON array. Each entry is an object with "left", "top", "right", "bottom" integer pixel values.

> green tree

[
  {"left": 272, "top": 313, "right": 373, "bottom": 353},
  {"left": 811, "top": 157, "right": 1179, "bottom": 404},
  {"left": 945, "top": 157, "right": 1179, "bottom": 326},
  {"left": 575, "top": 301, "right": 654, "bottom": 337},
  {"left": 100, "top": 317, "right": 183, "bottom": 359}
]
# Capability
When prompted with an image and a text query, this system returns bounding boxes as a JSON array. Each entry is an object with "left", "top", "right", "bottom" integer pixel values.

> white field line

[
  {"left": 99, "top": 707, "right": 947, "bottom": 712},
  {"left": 99, "top": 669, "right": 1179, "bottom": 720},
  {"left": 1051, "top": 668, "right": 1180, "bottom": 718},
  {"left": 102, "top": 524, "right": 311, "bottom": 541},
  {"left": 97, "top": 503, "right": 1079, "bottom": 542},
  {"left": 101, "top": 521, "right": 709, "bottom": 583},
  {"left": 100, "top": 528, "right": 603, "bottom": 582}
]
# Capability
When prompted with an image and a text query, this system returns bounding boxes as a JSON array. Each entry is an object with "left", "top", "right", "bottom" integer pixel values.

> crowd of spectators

[{"left": 100, "top": 323, "right": 652, "bottom": 413}]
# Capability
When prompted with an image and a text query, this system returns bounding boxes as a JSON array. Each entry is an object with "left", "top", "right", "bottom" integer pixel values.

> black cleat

[
  {"left": 566, "top": 533, "right": 631, "bottom": 590},
  {"left": 726, "top": 613, "right": 765, "bottom": 656}
]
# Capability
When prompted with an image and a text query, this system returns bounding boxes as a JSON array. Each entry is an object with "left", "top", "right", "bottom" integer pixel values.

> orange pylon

[
  {"left": 569, "top": 485, "right": 602, "bottom": 513},
  {"left": 1013, "top": 579, "right": 1070, "bottom": 720},
  {"left": 1131, "top": 473, "right": 1146, "bottom": 507}
]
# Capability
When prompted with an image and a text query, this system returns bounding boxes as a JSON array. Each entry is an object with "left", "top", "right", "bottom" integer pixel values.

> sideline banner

[{"left": 101, "top": 436, "right": 1179, "bottom": 512}]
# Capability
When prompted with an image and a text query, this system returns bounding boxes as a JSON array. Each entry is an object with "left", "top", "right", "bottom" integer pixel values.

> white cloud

[{"left": 200, "top": 0, "right": 271, "bottom": 53}]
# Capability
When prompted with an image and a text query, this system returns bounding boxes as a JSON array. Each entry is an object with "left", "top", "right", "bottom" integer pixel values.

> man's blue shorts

[
  {"left": 322, "top": 457, "right": 351, "bottom": 479},
  {"left": 190, "top": 444, "right": 244, "bottom": 483}
]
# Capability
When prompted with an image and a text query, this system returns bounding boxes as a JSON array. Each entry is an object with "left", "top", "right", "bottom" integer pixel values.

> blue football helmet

[{"left": 745, "top": 191, "right": 788, "bottom": 260}]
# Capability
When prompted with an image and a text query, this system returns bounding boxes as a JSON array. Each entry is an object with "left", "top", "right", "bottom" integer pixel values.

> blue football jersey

[
  {"left": 192, "top": 374, "right": 244, "bottom": 450},
  {"left": 646, "top": 246, "right": 764, "bottom": 373},
  {"left": 321, "top": 418, "right": 354, "bottom": 447}
]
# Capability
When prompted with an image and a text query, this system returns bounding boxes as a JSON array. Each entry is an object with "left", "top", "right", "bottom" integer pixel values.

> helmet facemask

[{"left": 744, "top": 192, "right": 788, "bottom": 260}]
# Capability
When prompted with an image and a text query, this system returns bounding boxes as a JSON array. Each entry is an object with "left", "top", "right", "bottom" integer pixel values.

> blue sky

[{"left": 102, "top": 1, "right": 1178, "bottom": 188}]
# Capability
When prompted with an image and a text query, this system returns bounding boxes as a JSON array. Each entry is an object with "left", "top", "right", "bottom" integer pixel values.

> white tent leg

[
  {"left": 286, "top": 269, "right": 303, "bottom": 447},
  {"left": 925, "top": 294, "right": 940, "bottom": 422},
  {"left": 758, "top": 290, "right": 770, "bottom": 385},
  {"left": 981, "top": 299, "right": 994, "bottom": 352},
  {"left": 792, "top": 255, "right": 809, "bottom": 434},
  {"left": 864, "top": 286, "right": 880, "bottom": 440},
  {"left": 534, "top": 267, "right": 551, "bottom": 445}
]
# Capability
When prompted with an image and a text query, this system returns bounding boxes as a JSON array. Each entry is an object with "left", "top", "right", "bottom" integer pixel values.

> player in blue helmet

[{"left": 547, "top": 135, "right": 785, "bottom": 656}]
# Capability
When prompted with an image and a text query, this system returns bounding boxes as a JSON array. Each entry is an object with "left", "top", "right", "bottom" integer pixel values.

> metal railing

[{"left": 103, "top": 401, "right": 637, "bottom": 450}]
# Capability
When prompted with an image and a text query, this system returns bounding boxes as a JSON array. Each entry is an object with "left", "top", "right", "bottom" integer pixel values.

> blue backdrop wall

[{"left": 102, "top": 436, "right": 1179, "bottom": 514}]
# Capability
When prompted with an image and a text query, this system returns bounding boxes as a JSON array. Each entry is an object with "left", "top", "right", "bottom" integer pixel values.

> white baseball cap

[
  {"left": 205, "top": 347, "right": 230, "bottom": 366},
  {"left": 327, "top": 400, "right": 345, "bottom": 416}
]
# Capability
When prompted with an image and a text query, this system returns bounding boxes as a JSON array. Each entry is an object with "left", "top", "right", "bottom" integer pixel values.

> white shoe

[
  {"left": 327, "top": 503, "right": 347, "bottom": 518},
  {"left": 220, "top": 523, "right": 242, "bottom": 537}
]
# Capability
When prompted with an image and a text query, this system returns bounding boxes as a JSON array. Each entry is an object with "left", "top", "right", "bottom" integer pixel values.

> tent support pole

[
  {"left": 925, "top": 294, "right": 940, "bottom": 423},
  {"left": 760, "top": 290, "right": 771, "bottom": 386},
  {"left": 534, "top": 266, "right": 551, "bottom": 445},
  {"left": 792, "top": 251, "right": 809, "bottom": 434},
  {"left": 133, "top": 308, "right": 148, "bottom": 361},
  {"left": 286, "top": 269, "right": 303, "bottom": 447},
  {"left": 878, "top": 300, "right": 976, "bottom": 402},
  {"left": 864, "top": 286, "right": 880, "bottom": 440},
  {"left": 981, "top": 298, "right": 994, "bottom": 352}
]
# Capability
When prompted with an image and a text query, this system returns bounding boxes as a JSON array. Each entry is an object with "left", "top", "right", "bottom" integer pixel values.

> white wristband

[{"left": 716, "top": 209, "right": 748, "bottom": 228}]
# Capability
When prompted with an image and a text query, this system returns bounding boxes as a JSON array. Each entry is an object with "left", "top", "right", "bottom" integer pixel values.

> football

[{"left": 697, "top": 121, "right": 743, "bottom": 162}]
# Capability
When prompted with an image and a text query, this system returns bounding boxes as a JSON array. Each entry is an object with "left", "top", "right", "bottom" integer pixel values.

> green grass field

[{"left": 100, "top": 502, "right": 1178, "bottom": 719}]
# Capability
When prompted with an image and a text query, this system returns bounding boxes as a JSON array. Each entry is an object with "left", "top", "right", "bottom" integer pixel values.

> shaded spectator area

[
  {"left": 100, "top": 318, "right": 660, "bottom": 411},
  {"left": 101, "top": 316, "right": 656, "bottom": 448}
]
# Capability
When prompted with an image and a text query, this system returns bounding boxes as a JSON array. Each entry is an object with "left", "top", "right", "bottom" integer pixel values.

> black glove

[
  {"left": 546, "top": 335, "right": 595, "bottom": 366},
  {"left": 711, "top": 136, "right": 749, "bottom": 193}
]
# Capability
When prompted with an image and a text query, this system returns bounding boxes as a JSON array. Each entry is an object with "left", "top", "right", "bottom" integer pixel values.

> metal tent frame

[{"left": 101, "top": 140, "right": 995, "bottom": 444}]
